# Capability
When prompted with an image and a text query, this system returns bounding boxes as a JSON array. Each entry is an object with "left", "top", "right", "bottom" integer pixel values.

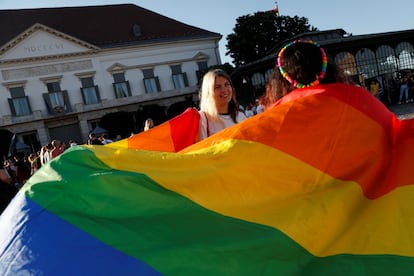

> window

[
  {"left": 376, "top": 45, "right": 397, "bottom": 75},
  {"left": 112, "top": 72, "right": 131, "bottom": 98},
  {"left": 80, "top": 77, "right": 100, "bottom": 105},
  {"left": 171, "top": 65, "right": 188, "bottom": 89},
  {"left": 356, "top": 48, "right": 378, "bottom": 79},
  {"left": 42, "top": 80, "right": 71, "bottom": 114},
  {"left": 196, "top": 61, "right": 208, "bottom": 84},
  {"left": 142, "top": 69, "right": 161, "bottom": 93},
  {"left": 8, "top": 86, "right": 32, "bottom": 116},
  {"left": 396, "top": 42, "right": 414, "bottom": 70},
  {"left": 47, "top": 81, "right": 61, "bottom": 92},
  {"left": 251, "top": 72, "right": 265, "bottom": 88}
]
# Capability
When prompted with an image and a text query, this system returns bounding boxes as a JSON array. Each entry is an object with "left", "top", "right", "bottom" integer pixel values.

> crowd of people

[
  {"left": 398, "top": 73, "right": 414, "bottom": 104},
  {"left": 0, "top": 131, "right": 124, "bottom": 214},
  {"left": 367, "top": 73, "right": 414, "bottom": 105},
  {"left": 1, "top": 138, "right": 69, "bottom": 195},
  {"left": 1, "top": 153, "right": 31, "bottom": 213}
]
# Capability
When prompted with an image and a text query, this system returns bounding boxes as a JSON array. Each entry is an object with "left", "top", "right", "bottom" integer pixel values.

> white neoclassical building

[{"left": 0, "top": 4, "right": 222, "bottom": 150}]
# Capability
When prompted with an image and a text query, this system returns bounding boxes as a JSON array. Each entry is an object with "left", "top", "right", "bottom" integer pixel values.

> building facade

[
  {"left": 232, "top": 29, "right": 414, "bottom": 108},
  {"left": 0, "top": 4, "right": 222, "bottom": 151}
]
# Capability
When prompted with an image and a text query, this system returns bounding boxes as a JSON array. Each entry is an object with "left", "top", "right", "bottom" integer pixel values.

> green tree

[{"left": 226, "top": 12, "right": 318, "bottom": 66}]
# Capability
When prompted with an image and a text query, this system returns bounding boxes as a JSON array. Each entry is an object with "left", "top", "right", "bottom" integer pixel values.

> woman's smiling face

[{"left": 213, "top": 76, "right": 233, "bottom": 108}]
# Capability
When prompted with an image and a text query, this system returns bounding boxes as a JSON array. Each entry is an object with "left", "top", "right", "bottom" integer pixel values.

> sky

[{"left": 1, "top": 0, "right": 414, "bottom": 65}]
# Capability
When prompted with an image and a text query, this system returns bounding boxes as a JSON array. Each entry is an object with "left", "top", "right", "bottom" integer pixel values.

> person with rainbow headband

[{"left": 259, "top": 39, "right": 352, "bottom": 109}]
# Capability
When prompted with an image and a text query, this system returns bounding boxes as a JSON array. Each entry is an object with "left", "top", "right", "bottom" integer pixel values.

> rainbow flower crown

[{"left": 277, "top": 39, "right": 328, "bottom": 88}]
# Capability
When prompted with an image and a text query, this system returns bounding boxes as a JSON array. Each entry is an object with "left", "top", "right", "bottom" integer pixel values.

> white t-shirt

[
  {"left": 256, "top": 104, "right": 264, "bottom": 114},
  {"left": 245, "top": 109, "right": 255, "bottom": 118},
  {"left": 198, "top": 111, "right": 247, "bottom": 141}
]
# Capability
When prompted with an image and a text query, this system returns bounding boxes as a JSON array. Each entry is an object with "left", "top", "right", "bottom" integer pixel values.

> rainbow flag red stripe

[
  {"left": 108, "top": 107, "right": 200, "bottom": 152},
  {"left": 1, "top": 83, "right": 413, "bottom": 275}
]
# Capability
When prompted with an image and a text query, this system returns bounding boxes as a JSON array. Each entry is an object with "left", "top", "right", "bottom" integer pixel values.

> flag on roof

[
  {"left": 1, "top": 83, "right": 414, "bottom": 275},
  {"left": 269, "top": 1, "right": 279, "bottom": 16}
]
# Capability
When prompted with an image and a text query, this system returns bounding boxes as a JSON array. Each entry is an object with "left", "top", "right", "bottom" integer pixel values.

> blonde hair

[
  {"left": 144, "top": 118, "right": 154, "bottom": 131},
  {"left": 199, "top": 69, "right": 239, "bottom": 124}
]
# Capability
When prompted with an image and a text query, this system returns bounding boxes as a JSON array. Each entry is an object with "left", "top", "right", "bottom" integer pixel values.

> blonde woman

[{"left": 197, "top": 69, "right": 246, "bottom": 141}]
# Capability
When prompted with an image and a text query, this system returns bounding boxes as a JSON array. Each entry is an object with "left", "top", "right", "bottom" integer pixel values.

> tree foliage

[{"left": 226, "top": 12, "right": 318, "bottom": 66}]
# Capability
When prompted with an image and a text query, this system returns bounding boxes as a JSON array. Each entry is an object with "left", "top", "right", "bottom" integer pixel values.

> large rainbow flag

[{"left": 1, "top": 83, "right": 414, "bottom": 275}]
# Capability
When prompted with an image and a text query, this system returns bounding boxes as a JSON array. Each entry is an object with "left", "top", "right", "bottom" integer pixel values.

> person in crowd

[
  {"left": 244, "top": 103, "right": 255, "bottom": 118},
  {"left": 398, "top": 74, "right": 411, "bottom": 104},
  {"left": 28, "top": 153, "right": 39, "bottom": 176},
  {"left": 69, "top": 140, "right": 78, "bottom": 147},
  {"left": 49, "top": 139, "right": 65, "bottom": 159},
  {"left": 197, "top": 69, "right": 246, "bottom": 141},
  {"left": 144, "top": 118, "right": 155, "bottom": 131},
  {"left": 255, "top": 99, "right": 264, "bottom": 114},
  {"left": 408, "top": 73, "right": 414, "bottom": 102},
  {"left": 259, "top": 40, "right": 352, "bottom": 110},
  {"left": 3, "top": 160, "right": 17, "bottom": 186},
  {"left": 99, "top": 133, "right": 113, "bottom": 144},
  {"left": 87, "top": 132, "right": 103, "bottom": 145},
  {"left": 0, "top": 163, "right": 17, "bottom": 215},
  {"left": 40, "top": 142, "right": 53, "bottom": 166},
  {"left": 12, "top": 154, "right": 29, "bottom": 187},
  {"left": 369, "top": 79, "right": 381, "bottom": 100}
]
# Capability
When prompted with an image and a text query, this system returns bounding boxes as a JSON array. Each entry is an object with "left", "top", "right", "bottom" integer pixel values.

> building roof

[{"left": 0, "top": 4, "right": 221, "bottom": 48}]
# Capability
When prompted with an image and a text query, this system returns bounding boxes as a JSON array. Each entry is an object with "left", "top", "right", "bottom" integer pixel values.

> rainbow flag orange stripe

[
  {"left": 108, "top": 107, "right": 200, "bottom": 152},
  {"left": 1, "top": 83, "right": 413, "bottom": 275}
]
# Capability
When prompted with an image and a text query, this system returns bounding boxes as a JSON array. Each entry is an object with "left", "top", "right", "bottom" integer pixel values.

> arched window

[
  {"left": 335, "top": 52, "right": 357, "bottom": 74},
  {"left": 251, "top": 72, "right": 265, "bottom": 88},
  {"left": 335, "top": 51, "right": 361, "bottom": 85},
  {"left": 356, "top": 48, "right": 378, "bottom": 79},
  {"left": 376, "top": 45, "right": 397, "bottom": 75},
  {"left": 396, "top": 42, "right": 414, "bottom": 70}
]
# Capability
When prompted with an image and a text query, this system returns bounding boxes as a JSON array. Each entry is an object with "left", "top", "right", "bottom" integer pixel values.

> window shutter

[
  {"left": 155, "top": 77, "right": 161, "bottom": 92},
  {"left": 62, "top": 90, "right": 72, "bottom": 112},
  {"left": 95, "top": 86, "right": 101, "bottom": 102},
  {"left": 80, "top": 88, "right": 86, "bottom": 104},
  {"left": 7, "top": 98, "right": 16, "bottom": 116},
  {"left": 126, "top": 81, "right": 132, "bottom": 96},
  {"left": 25, "top": 96, "right": 32, "bottom": 113},
  {"left": 42, "top": 93, "right": 53, "bottom": 114}
]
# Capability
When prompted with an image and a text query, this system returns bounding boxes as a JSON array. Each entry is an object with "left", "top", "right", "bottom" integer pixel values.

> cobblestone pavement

[{"left": 388, "top": 102, "right": 414, "bottom": 120}]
